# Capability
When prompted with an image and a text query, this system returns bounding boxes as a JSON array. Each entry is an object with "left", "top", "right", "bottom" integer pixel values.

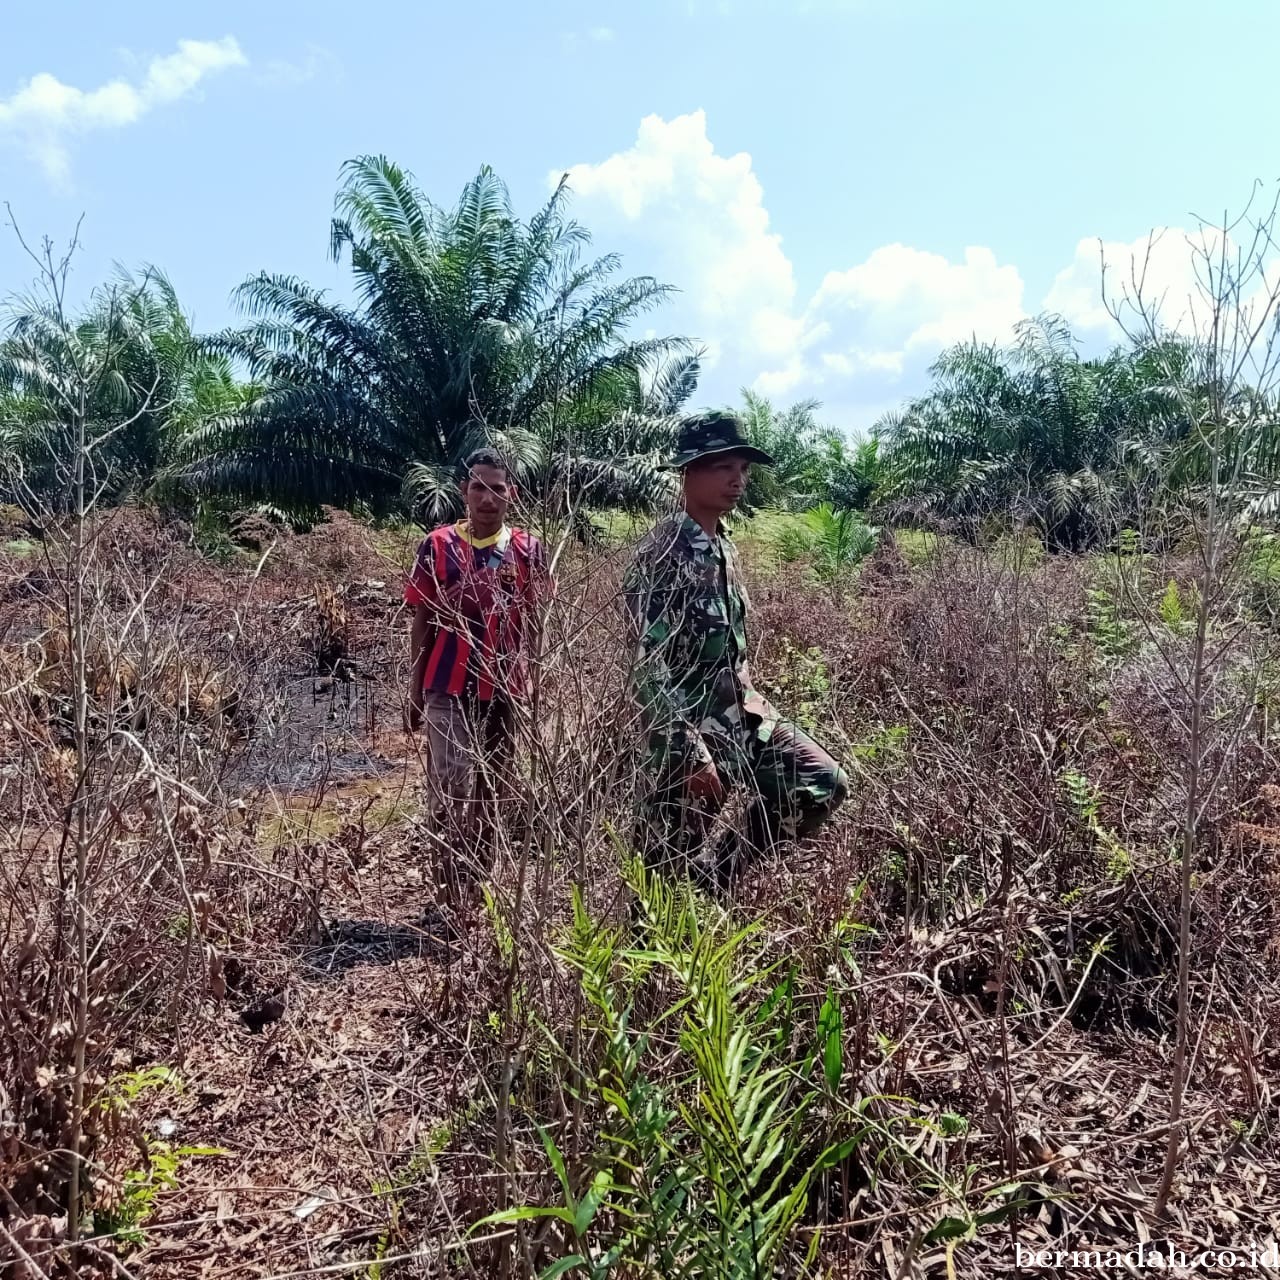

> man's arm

[
  {"left": 622, "top": 553, "right": 714, "bottom": 778},
  {"left": 405, "top": 603, "right": 435, "bottom": 730},
  {"left": 404, "top": 537, "right": 439, "bottom": 731}
]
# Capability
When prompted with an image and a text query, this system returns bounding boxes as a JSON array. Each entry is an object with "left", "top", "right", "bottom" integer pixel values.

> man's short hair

[{"left": 459, "top": 447, "right": 511, "bottom": 482}]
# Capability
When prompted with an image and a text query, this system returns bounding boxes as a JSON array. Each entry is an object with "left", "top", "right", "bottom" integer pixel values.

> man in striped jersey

[{"left": 404, "top": 447, "right": 551, "bottom": 901}]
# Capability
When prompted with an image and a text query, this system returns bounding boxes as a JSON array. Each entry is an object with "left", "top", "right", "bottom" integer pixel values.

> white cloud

[
  {"left": 1045, "top": 226, "right": 1280, "bottom": 347},
  {"left": 1043, "top": 231, "right": 1206, "bottom": 342},
  {"left": 562, "top": 26, "right": 618, "bottom": 53},
  {"left": 561, "top": 111, "right": 1025, "bottom": 423},
  {"left": 258, "top": 45, "right": 339, "bottom": 89},
  {"left": 1042, "top": 237, "right": 1117, "bottom": 339},
  {"left": 0, "top": 37, "right": 246, "bottom": 183},
  {"left": 560, "top": 110, "right": 800, "bottom": 375},
  {"left": 796, "top": 243, "right": 1025, "bottom": 392},
  {"left": 563, "top": 111, "right": 1280, "bottom": 429}
]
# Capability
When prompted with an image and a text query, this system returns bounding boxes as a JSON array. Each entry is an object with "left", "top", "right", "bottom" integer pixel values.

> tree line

[{"left": 3, "top": 157, "right": 1277, "bottom": 549}]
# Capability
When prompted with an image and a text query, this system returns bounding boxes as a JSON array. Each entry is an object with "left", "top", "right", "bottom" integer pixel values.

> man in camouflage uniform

[{"left": 623, "top": 410, "right": 849, "bottom": 890}]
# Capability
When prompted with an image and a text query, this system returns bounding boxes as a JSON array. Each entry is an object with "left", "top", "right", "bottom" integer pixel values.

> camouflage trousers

[{"left": 638, "top": 717, "right": 849, "bottom": 891}]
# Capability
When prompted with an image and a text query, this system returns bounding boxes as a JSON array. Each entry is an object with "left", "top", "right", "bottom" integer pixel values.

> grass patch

[
  {"left": 257, "top": 779, "right": 419, "bottom": 848},
  {"left": 736, "top": 507, "right": 809, "bottom": 548},
  {"left": 893, "top": 527, "right": 945, "bottom": 564},
  {"left": 582, "top": 509, "right": 649, "bottom": 550},
  {"left": 367, "top": 519, "right": 421, "bottom": 564}
]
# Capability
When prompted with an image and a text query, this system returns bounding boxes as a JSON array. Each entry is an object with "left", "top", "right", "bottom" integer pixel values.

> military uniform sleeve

[{"left": 622, "top": 549, "right": 713, "bottom": 773}]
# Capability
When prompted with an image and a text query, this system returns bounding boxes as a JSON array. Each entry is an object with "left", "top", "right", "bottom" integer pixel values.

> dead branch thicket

[{"left": 1, "top": 486, "right": 1278, "bottom": 1277}]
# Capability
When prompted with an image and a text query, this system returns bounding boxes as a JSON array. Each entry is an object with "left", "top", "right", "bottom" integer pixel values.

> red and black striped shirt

[{"left": 404, "top": 523, "right": 549, "bottom": 702}]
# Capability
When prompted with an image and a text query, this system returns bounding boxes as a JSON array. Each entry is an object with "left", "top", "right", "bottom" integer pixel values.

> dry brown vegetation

[{"left": 1, "top": 504, "right": 1279, "bottom": 1279}]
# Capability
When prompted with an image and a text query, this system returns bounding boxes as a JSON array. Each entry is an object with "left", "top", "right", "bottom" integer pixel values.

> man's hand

[
  {"left": 406, "top": 605, "right": 433, "bottom": 734},
  {"left": 686, "top": 760, "right": 726, "bottom": 808},
  {"left": 404, "top": 688, "right": 424, "bottom": 733}
]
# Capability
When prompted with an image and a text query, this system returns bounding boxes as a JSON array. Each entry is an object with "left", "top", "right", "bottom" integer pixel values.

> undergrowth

[{"left": 482, "top": 859, "right": 1022, "bottom": 1278}]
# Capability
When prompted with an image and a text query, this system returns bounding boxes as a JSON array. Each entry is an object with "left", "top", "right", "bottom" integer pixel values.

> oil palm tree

[
  {"left": 1, "top": 267, "right": 233, "bottom": 511},
  {"left": 876, "top": 314, "right": 1191, "bottom": 549},
  {"left": 822, "top": 436, "right": 883, "bottom": 513},
  {"left": 732, "top": 390, "right": 883, "bottom": 515},
  {"left": 738, "top": 390, "right": 839, "bottom": 512},
  {"left": 184, "top": 156, "right": 687, "bottom": 523},
  {"left": 537, "top": 350, "right": 703, "bottom": 517}
]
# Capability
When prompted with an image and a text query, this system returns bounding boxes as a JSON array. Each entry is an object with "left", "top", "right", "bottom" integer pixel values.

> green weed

[
  {"left": 369, "top": 1116, "right": 471, "bottom": 1279},
  {"left": 761, "top": 640, "right": 831, "bottom": 734},
  {"left": 851, "top": 723, "right": 909, "bottom": 767},
  {"left": 91, "top": 1068, "right": 222, "bottom": 1247},
  {"left": 1062, "top": 769, "right": 1132, "bottom": 880},
  {"left": 96, "top": 1141, "right": 224, "bottom": 1247},
  {"left": 475, "top": 859, "right": 973, "bottom": 1278},
  {"left": 1084, "top": 584, "right": 1138, "bottom": 662}
]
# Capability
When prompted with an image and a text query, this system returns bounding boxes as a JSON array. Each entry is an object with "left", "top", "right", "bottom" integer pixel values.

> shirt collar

[
  {"left": 456, "top": 521, "right": 510, "bottom": 549},
  {"left": 678, "top": 510, "right": 730, "bottom": 552}
]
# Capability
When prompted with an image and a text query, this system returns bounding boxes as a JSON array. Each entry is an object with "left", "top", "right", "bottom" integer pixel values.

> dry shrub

[
  {"left": 0, "top": 514, "right": 323, "bottom": 1265},
  {"left": 749, "top": 540, "right": 1277, "bottom": 1036},
  {"left": 2, "top": 515, "right": 1278, "bottom": 1277},
  {"left": 227, "top": 509, "right": 288, "bottom": 553}
]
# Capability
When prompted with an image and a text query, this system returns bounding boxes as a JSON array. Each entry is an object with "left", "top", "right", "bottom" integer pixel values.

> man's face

[
  {"left": 461, "top": 464, "right": 513, "bottom": 529},
  {"left": 682, "top": 452, "right": 753, "bottom": 515}
]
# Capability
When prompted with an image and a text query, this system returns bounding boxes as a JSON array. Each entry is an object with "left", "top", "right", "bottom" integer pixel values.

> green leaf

[
  {"left": 539, "top": 1257, "right": 588, "bottom": 1280},
  {"left": 754, "top": 966, "right": 794, "bottom": 1025},
  {"left": 573, "top": 1170, "right": 612, "bottom": 1236},
  {"left": 817, "top": 987, "right": 843, "bottom": 1092},
  {"left": 539, "top": 1125, "right": 575, "bottom": 1209},
  {"left": 814, "top": 1133, "right": 864, "bottom": 1171},
  {"left": 471, "top": 1206, "right": 577, "bottom": 1230},
  {"left": 925, "top": 1214, "right": 976, "bottom": 1245},
  {"left": 983, "top": 1181, "right": 1025, "bottom": 1199},
  {"left": 754, "top": 965, "right": 796, "bottom": 1048}
]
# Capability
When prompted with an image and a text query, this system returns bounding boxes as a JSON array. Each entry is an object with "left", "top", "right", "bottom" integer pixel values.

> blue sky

[{"left": 2, "top": 0, "right": 1278, "bottom": 430}]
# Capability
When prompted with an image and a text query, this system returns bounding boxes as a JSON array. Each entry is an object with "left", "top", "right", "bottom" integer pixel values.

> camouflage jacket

[{"left": 622, "top": 512, "right": 778, "bottom": 774}]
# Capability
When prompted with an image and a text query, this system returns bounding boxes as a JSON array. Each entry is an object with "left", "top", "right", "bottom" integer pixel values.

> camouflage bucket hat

[{"left": 669, "top": 410, "right": 775, "bottom": 469}]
